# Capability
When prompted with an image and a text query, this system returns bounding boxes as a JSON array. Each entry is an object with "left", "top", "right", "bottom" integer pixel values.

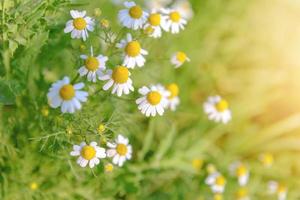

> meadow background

[{"left": 1, "top": 0, "right": 300, "bottom": 199}]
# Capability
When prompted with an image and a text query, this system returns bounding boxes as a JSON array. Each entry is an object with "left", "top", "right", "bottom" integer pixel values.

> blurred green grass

[{"left": 1, "top": 0, "right": 300, "bottom": 199}]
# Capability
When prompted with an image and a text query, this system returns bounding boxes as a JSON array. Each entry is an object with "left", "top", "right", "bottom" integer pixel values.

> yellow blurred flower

[
  {"left": 196, "top": 196, "right": 205, "bottom": 200},
  {"left": 94, "top": 8, "right": 102, "bottom": 17},
  {"left": 214, "top": 194, "right": 223, "bottom": 200},
  {"left": 29, "top": 182, "right": 38, "bottom": 191},
  {"left": 66, "top": 126, "right": 72, "bottom": 135},
  {"left": 236, "top": 164, "right": 249, "bottom": 186},
  {"left": 192, "top": 158, "right": 203, "bottom": 172},
  {"left": 259, "top": 153, "right": 274, "bottom": 168},
  {"left": 105, "top": 163, "right": 114, "bottom": 173},
  {"left": 205, "top": 172, "right": 226, "bottom": 193},
  {"left": 79, "top": 44, "right": 86, "bottom": 52},
  {"left": 206, "top": 163, "right": 217, "bottom": 174},
  {"left": 97, "top": 123, "right": 106, "bottom": 134},
  {"left": 41, "top": 106, "right": 49, "bottom": 117},
  {"left": 203, "top": 96, "right": 231, "bottom": 124},
  {"left": 100, "top": 19, "right": 110, "bottom": 29},
  {"left": 235, "top": 187, "right": 249, "bottom": 200},
  {"left": 268, "top": 181, "right": 287, "bottom": 200},
  {"left": 171, "top": 51, "right": 190, "bottom": 68},
  {"left": 229, "top": 162, "right": 249, "bottom": 186}
]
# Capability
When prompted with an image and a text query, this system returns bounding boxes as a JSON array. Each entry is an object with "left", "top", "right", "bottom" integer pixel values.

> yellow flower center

[
  {"left": 176, "top": 51, "right": 187, "bottom": 63},
  {"left": 73, "top": 17, "right": 87, "bottom": 30},
  {"left": 100, "top": 19, "right": 110, "bottom": 28},
  {"left": 116, "top": 144, "right": 128, "bottom": 156},
  {"left": 105, "top": 163, "right": 114, "bottom": 172},
  {"left": 97, "top": 124, "right": 106, "bottom": 134},
  {"left": 261, "top": 153, "right": 274, "bottom": 166},
  {"left": 277, "top": 184, "right": 286, "bottom": 193},
  {"left": 129, "top": 5, "right": 143, "bottom": 19},
  {"left": 85, "top": 57, "right": 99, "bottom": 71},
  {"left": 125, "top": 41, "right": 141, "bottom": 57},
  {"left": 216, "top": 175, "right": 226, "bottom": 186},
  {"left": 81, "top": 145, "right": 96, "bottom": 160},
  {"left": 236, "top": 165, "right": 247, "bottom": 177},
  {"left": 214, "top": 194, "right": 223, "bottom": 200},
  {"left": 94, "top": 8, "right": 102, "bottom": 17},
  {"left": 148, "top": 13, "right": 161, "bottom": 26},
  {"left": 41, "top": 106, "right": 49, "bottom": 117},
  {"left": 147, "top": 91, "right": 162, "bottom": 105},
  {"left": 215, "top": 99, "right": 228, "bottom": 112},
  {"left": 30, "top": 182, "right": 38, "bottom": 191},
  {"left": 192, "top": 159, "right": 203, "bottom": 171},
  {"left": 66, "top": 126, "right": 72, "bottom": 135},
  {"left": 236, "top": 188, "right": 248, "bottom": 198},
  {"left": 112, "top": 66, "right": 129, "bottom": 84},
  {"left": 169, "top": 11, "right": 181, "bottom": 22},
  {"left": 206, "top": 164, "right": 217, "bottom": 174},
  {"left": 166, "top": 83, "right": 179, "bottom": 99},
  {"left": 59, "top": 84, "right": 75, "bottom": 100},
  {"left": 79, "top": 44, "right": 86, "bottom": 52}
]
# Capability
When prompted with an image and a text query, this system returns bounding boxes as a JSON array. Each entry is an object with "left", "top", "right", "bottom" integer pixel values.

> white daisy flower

[
  {"left": 203, "top": 95, "right": 232, "bottom": 124},
  {"left": 235, "top": 188, "right": 250, "bottom": 200},
  {"left": 136, "top": 85, "right": 170, "bottom": 117},
  {"left": 172, "top": 0, "right": 194, "bottom": 20},
  {"left": 70, "top": 141, "right": 106, "bottom": 168},
  {"left": 118, "top": 1, "right": 148, "bottom": 30},
  {"left": 166, "top": 83, "right": 180, "bottom": 111},
  {"left": 171, "top": 51, "right": 190, "bottom": 68},
  {"left": 117, "top": 33, "right": 148, "bottom": 68},
  {"left": 268, "top": 181, "right": 287, "bottom": 200},
  {"left": 64, "top": 10, "right": 95, "bottom": 41},
  {"left": 78, "top": 47, "right": 108, "bottom": 82},
  {"left": 47, "top": 76, "right": 88, "bottom": 113},
  {"left": 205, "top": 172, "right": 226, "bottom": 193},
  {"left": 100, "top": 65, "right": 134, "bottom": 96},
  {"left": 259, "top": 153, "right": 274, "bottom": 168},
  {"left": 144, "top": 10, "right": 166, "bottom": 38},
  {"left": 161, "top": 8, "right": 187, "bottom": 34},
  {"left": 107, "top": 134, "right": 132, "bottom": 167},
  {"left": 229, "top": 162, "right": 250, "bottom": 186}
]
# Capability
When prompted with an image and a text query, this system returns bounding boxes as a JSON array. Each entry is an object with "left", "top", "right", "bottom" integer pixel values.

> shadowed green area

[{"left": 1, "top": 0, "right": 300, "bottom": 199}]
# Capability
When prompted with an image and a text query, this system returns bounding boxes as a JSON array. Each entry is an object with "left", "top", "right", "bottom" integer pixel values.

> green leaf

[
  {"left": 0, "top": 79, "right": 22, "bottom": 105},
  {"left": 0, "top": 82, "right": 15, "bottom": 105},
  {"left": 14, "top": 34, "right": 27, "bottom": 45},
  {"left": 0, "top": 0, "right": 14, "bottom": 10},
  {"left": 8, "top": 40, "right": 18, "bottom": 56},
  {"left": 154, "top": 124, "right": 177, "bottom": 162}
]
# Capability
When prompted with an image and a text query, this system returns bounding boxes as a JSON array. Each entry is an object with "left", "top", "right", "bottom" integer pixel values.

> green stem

[
  {"left": 108, "top": 27, "right": 125, "bottom": 56},
  {"left": 2, "top": 0, "right": 10, "bottom": 79},
  {"left": 71, "top": 73, "right": 80, "bottom": 84}
]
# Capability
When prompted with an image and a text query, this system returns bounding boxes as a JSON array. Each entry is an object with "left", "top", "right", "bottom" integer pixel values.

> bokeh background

[{"left": 1, "top": 0, "right": 300, "bottom": 199}]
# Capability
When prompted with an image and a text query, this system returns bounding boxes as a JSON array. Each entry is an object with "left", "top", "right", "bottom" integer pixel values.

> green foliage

[{"left": 1, "top": 0, "right": 300, "bottom": 199}]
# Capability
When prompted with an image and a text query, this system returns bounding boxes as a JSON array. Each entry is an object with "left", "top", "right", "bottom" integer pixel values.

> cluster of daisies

[
  {"left": 201, "top": 94, "right": 286, "bottom": 199},
  {"left": 48, "top": 1, "right": 191, "bottom": 116},
  {"left": 201, "top": 153, "right": 287, "bottom": 200},
  {"left": 70, "top": 134, "right": 132, "bottom": 169},
  {"left": 47, "top": 1, "right": 192, "bottom": 169}
]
